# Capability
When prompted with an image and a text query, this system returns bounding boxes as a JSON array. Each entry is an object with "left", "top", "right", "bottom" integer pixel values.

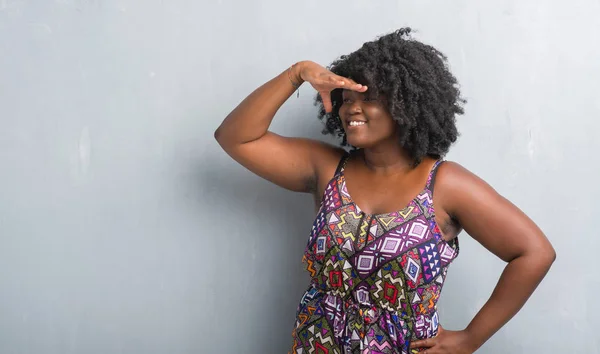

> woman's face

[{"left": 339, "top": 90, "right": 397, "bottom": 148}]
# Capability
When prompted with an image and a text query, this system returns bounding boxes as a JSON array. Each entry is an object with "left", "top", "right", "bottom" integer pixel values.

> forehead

[{"left": 341, "top": 89, "right": 383, "bottom": 100}]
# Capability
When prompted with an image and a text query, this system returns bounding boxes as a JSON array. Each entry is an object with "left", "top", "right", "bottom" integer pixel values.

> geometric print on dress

[{"left": 418, "top": 238, "right": 442, "bottom": 284}]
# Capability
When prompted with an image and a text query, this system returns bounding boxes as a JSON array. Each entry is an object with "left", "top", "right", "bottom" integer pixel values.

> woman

[{"left": 214, "top": 28, "right": 555, "bottom": 354}]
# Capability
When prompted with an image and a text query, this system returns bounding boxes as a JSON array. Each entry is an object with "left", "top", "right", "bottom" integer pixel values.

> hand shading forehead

[
  {"left": 341, "top": 89, "right": 367, "bottom": 99},
  {"left": 342, "top": 89, "right": 384, "bottom": 101}
]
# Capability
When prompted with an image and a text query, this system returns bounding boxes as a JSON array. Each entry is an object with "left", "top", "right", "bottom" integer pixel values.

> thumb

[{"left": 319, "top": 91, "right": 333, "bottom": 113}]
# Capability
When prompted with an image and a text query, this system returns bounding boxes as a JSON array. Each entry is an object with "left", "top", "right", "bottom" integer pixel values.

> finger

[
  {"left": 341, "top": 78, "right": 368, "bottom": 92},
  {"left": 320, "top": 91, "right": 333, "bottom": 113},
  {"left": 312, "top": 77, "right": 343, "bottom": 92},
  {"left": 422, "top": 349, "right": 440, "bottom": 354},
  {"left": 331, "top": 76, "right": 366, "bottom": 92},
  {"left": 410, "top": 338, "right": 435, "bottom": 349},
  {"left": 326, "top": 75, "right": 345, "bottom": 86},
  {"left": 321, "top": 75, "right": 362, "bottom": 91}
]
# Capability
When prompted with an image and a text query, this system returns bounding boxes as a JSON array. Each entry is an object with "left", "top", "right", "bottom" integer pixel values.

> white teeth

[{"left": 349, "top": 121, "right": 366, "bottom": 126}]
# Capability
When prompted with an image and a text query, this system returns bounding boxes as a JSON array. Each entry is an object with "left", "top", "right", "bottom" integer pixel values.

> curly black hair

[{"left": 315, "top": 28, "right": 465, "bottom": 165}]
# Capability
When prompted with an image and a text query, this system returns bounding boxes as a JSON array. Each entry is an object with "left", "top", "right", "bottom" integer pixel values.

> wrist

[{"left": 292, "top": 61, "right": 309, "bottom": 84}]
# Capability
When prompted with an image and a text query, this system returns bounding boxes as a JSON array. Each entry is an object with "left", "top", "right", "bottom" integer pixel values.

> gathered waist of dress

[
  {"left": 307, "top": 284, "right": 413, "bottom": 321},
  {"left": 302, "top": 284, "right": 441, "bottom": 340}
]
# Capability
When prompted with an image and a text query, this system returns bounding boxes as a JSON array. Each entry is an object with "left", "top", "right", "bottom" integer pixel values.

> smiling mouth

[{"left": 348, "top": 121, "right": 366, "bottom": 127}]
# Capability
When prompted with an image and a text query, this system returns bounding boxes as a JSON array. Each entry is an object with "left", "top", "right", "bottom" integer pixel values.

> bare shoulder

[
  {"left": 433, "top": 160, "right": 501, "bottom": 222},
  {"left": 435, "top": 160, "right": 496, "bottom": 196},
  {"left": 437, "top": 160, "right": 482, "bottom": 181},
  {"left": 298, "top": 139, "right": 345, "bottom": 199},
  {"left": 308, "top": 140, "right": 346, "bottom": 182}
]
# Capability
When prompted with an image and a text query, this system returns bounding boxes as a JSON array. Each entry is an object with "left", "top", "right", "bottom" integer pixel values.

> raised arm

[{"left": 214, "top": 61, "right": 366, "bottom": 193}]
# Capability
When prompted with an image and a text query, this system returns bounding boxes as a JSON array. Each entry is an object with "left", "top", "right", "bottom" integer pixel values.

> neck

[{"left": 360, "top": 142, "right": 413, "bottom": 173}]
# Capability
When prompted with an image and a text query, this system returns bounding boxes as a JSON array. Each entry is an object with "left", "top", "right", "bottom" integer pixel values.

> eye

[
  {"left": 342, "top": 98, "right": 352, "bottom": 103},
  {"left": 363, "top": 97, "right": 377, "bottom": 102}
]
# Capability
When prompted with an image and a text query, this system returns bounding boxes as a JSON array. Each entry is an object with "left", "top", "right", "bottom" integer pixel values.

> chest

[
  {"left": 342, "top": 172, "right": 427, "bottom": 216},
  {"left": 310, "top": 186, "right": 456, "bottom": 290}
]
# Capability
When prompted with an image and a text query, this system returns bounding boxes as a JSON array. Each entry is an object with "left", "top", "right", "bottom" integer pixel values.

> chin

[
  {"left": 345, "top": 130, "right": 398, "bottom": 149},
  {"left": 346, "top": 137, "right": 376, "bottom": 149}
]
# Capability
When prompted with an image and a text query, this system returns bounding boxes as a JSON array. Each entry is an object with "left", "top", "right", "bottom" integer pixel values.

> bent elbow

[
  {"left": 214, "top": 126, "right": 229, "bottom": 149},
  {"left": 538, "top": 244, "right": 556, "bottom": 270},
  {"left": 546, "top": 246, "right": 557, "bottom": 265},
  {"left": 214, "top": 127, "right": 222, "bottom": 143}
]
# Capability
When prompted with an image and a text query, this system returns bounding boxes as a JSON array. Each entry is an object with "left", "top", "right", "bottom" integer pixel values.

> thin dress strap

[
  {"left": 425, "top": 159, "right": 445, "bottom": 194},
  {"left": 333, "top": 152, "right": 350, "bottom": 177}
]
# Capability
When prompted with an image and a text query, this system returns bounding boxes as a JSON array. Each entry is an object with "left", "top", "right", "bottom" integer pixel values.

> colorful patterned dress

[{"left": 290, "top": 154, "right": 460, "bottom": 354}]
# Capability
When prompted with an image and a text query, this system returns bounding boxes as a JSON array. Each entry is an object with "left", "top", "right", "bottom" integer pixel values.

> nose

[{"left": 347, "top": 100, "right": 363, "bottom": 114}]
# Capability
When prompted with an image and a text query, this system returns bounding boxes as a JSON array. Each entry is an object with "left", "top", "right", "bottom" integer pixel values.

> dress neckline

[{"left": 337, "top": 153, "right": 443, "bottom": 218}]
